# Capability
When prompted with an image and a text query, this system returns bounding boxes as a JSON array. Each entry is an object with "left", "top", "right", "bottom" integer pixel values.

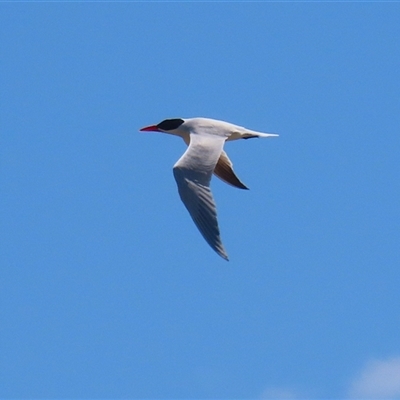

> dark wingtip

[
  {"left": 243, "top": 135, "right": 259, "bottom": 140},
  {"left": 218, "top": 250, "right": 229, "bottom": 261},
  {"left": 235, "top": 182, "right": 249, "bottom": 190}
]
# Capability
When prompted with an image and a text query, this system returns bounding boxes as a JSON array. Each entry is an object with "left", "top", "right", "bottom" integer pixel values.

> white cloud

[
  {"left": 259, "top": 387, "right": 297, "bottom": 399},
  {"left": 348, "top": 356, "right": 400, "bottom": 399}
]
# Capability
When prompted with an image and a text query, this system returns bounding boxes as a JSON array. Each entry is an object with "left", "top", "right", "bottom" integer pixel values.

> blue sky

[{"left": 1, "top": 3, "right": 400, "bottom": 399}]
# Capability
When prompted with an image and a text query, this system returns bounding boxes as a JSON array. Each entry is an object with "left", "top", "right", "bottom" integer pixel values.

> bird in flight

[{"left": 140, "top": 117, "right": 278, "bottom": 261}]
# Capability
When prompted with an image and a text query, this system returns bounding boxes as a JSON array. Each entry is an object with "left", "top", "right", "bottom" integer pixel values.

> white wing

[{"left": 173, "top": 133, "right": 229, "bottom": 260}]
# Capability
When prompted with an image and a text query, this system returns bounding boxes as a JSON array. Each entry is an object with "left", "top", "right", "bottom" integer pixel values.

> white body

[{"left": 164, "top": 117, "right": 277, "bottom": 142}]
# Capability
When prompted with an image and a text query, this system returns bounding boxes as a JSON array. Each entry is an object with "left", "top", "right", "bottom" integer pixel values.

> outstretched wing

[{"left": 173, "top": 133, "right": 229, "bottom": 260}]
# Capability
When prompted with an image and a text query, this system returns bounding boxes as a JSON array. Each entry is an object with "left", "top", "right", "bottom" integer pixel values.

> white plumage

[{"left": 140, "top": 117, "right": 278, "bottom": 260}]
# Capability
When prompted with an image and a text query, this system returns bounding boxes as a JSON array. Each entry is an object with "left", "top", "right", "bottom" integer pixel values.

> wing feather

[
  {"left": 214, "top": 150, "right": 249, "bottom": 190},
  {"left": 173, "top": 134, "right": 229, "bottom": 260}
]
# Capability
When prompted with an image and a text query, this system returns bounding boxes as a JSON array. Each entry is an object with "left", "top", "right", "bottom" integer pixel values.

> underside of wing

[
  {"left": 214, "top": 150, "right": 249, "bottom": 190},
  {"left": 173, "top": 134, "right": 229, "bottom": 260},
  {"left": 173, "top": 171, "right": 228, "bottom": 260}
]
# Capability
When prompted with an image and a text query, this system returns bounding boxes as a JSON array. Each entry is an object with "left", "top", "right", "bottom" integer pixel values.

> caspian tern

[{"left": 140, "top": 117, "right": 278, "bottom": 261}]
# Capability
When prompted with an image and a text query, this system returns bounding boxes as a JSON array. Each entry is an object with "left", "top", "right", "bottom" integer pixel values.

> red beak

[{"left": 140, "top": 124, "right": 160, "bottom": 132}]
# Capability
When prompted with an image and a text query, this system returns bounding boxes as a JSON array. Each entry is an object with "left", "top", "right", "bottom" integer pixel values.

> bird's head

[{"left": 140, "top": 118, "right": 186, "bottom": 136}]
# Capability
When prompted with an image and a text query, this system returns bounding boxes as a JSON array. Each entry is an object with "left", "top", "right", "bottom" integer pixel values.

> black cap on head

[{"left": 157, "top": 118, "right": 184, "bottom": 131}]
